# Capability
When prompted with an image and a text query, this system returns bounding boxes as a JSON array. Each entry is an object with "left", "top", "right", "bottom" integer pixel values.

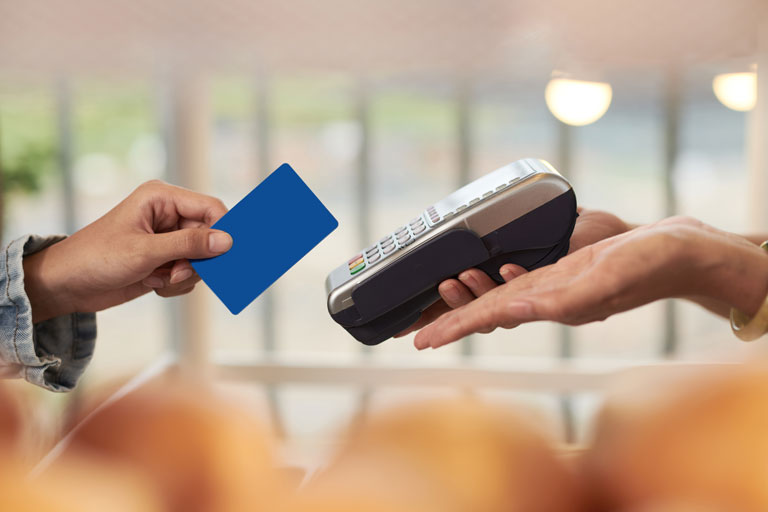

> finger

[
  {"left": 169, "top": 259, "right": 197, "bottom": 285},
  {"left": 413, "top": 294, "right": 495, "bottom": 350},
  {"left": 179, "top": 219, "right": 209, "bottom": 230},
  {"left": 417, "top": 272, "right": 618, "bottom": 349},
  {"left": 155, "top": 283, "right": 197, "bottom": 298},
  {"left": 144, "top": 228, "right": 233, "bottom": 269},
  {"left": 439, "top": 279, "right": 476, "bottom": 308},
  {"left": 143, "top": 260, "right": 198, "bottom": 287},
  {"left": 451, "top": 272, "right": 501, "bottom": 334},
  {"left": 448, "top": 273, "right": 497, "bottom": 334},
  {"left": 395, "top": 275, "right": 488, "bottom": 338},
  {"left": 142, "top": 267, "right": 171, "bottom": 289},
  {"left": 153, "top": 272, "right": 200, "bottom": 298},
  {"left": 404, "top": 276, "right": 497, "bottom": 340},
  {"left": 122, "top": 281, "right": 154, "bottom": 302},
  {"left": 457, "top": 268, "right": 499, "bottom": 296},
  {"left": 143, "top": 181, "right": 229, "bottom": 226},
  {"left": 499, "top": 264, "right": 528, "bottom": 282},
  {"left": 394, "top": 300, "right": 453, "bottom": 338},
  {"left": 415, "top": 289, "right": 536, "bottom": 350}
]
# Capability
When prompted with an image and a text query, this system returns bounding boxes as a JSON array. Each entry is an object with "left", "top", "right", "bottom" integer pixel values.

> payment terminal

[{"left": 325, "top": 158, "right": 577, "bottom": 345}]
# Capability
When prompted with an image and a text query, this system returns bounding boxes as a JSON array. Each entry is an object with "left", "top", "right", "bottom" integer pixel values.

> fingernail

[
  {"left": 209, "top": 232, "right": 233, "bottom": 253},
  {"left": 508, "top": 301, "right": 533, "bottom": 317},
  {"left": 458, "top": 272, "right": 476, "bottom": 288},
  {"left": 143, "top": 276, "right": 165, "bottom": 289},
  {"left": 442, "top": 283, "right": 460, "bottom": 303},
  {"left": 170, "top": 269, "right": 193, "bottom": 285},
  {"left": 500, "top": 267, "right": 511, "bottom": 278}
]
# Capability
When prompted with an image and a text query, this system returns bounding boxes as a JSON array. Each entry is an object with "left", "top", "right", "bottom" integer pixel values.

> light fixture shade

[
  {"left": 712, "top": 72, "right": 757, "bottom": 112},
  {"left": 545, "top": 78, "right": 613, "bottom": 127}
]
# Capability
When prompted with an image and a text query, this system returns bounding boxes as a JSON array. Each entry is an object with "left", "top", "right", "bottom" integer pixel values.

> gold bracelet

[{"left": 730, "top": 240, "right": 768, "bottom": 342}]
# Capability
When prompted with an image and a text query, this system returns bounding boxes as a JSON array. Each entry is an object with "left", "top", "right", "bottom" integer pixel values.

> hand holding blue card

[{"left": 191, "top": 164, "right": 338, "bottom": 314}]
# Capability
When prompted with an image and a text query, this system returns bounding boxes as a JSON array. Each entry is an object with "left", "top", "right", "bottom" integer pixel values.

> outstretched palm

[
  {"left": 396, "top": 208, "right": 630, "bottom": 337},
  {"left": 412, "top": 217, "right": 760, "bottom": 349}
]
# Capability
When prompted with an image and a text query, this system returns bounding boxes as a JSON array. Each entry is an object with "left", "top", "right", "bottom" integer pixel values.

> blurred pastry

[
  {"left": 588, "top": 365, "right": 768, "bottom": 512},
  {"left": 2, "top": 454, "right": 162, "bottom": 511},
  {"left": 323, "top": 398, "right": 584, "bottom": 512},
  {"left": 60, "top": 383, "right": 282, "bottom": 512}
]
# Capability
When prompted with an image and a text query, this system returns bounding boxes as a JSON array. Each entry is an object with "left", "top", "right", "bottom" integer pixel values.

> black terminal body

[{"left": 325, "top": 159, "right": 577, "bottom": 345}]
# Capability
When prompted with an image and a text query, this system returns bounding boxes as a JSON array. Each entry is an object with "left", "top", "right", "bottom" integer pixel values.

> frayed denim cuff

[{"left": 0, "top": 235, "right": 96, "bottom": 392}]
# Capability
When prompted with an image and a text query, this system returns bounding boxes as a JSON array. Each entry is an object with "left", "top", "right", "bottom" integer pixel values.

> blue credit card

[{"left": 190, "top": 164, "right": 338, "bottom": 314}]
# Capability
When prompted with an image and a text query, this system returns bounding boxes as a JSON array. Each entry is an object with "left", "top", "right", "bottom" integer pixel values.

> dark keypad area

[
  {"left": 345, "top": 169, "right": 536, "bottom": 276},
  {"left": 346, "top": 212, "right": 436, "bottom": 275}
]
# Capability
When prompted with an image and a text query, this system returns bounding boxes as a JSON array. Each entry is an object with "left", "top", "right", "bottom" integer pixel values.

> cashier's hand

[
  {"left": 412, "top": 217, "right": 768, "bottom": 349},
  {"left": 395, "top": 208, "right": 629, "bottom": 337},
  {"left": 22, "top": 180, "right": 232, "bottom": 323}
]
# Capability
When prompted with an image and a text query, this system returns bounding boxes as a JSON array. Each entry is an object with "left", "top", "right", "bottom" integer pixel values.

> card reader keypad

[
  {"left": 427, "top": 206, "right": 441, "bottom": 225},
  {"left": 348, "top": 254, "right": 365, "bottom": 275},
  {"left": 345, "top": 170, "right": 534, "bottom": 276},
  {"left": 347, "top": 213, "right": 433, "bottom": 276}
]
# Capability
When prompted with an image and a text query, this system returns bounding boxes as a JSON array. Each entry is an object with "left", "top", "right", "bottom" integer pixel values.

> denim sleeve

[{"left": 0, "top": 235, "right": 96, "bottom": 392}]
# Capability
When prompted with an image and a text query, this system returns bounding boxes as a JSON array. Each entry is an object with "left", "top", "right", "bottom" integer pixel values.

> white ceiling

[{"left": 0, "top": 0, "right": 762, "bottom": 77}]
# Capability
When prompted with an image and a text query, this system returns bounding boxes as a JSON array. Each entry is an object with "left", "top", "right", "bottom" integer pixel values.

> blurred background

[{"left": 1, "top": 0, "right": 766, "bottom": 464}]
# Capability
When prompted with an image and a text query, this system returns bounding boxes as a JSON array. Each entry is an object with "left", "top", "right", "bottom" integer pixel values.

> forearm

[
  {"left": 742, "top": 234, "right": 768, "bottom": 246},
  {"left": 689, "top": 232, "right": 768, "bottom": 317},
  {"left": 692, "top": 235, "right": 768, "bottom": 318},
  {"left": 622, "top": 221, "right": 767, "bottom": 319},
  {"left": 22, "top": 244, "right": 73, "bottom": 323},
  {"left": 682, "top": 295, "right": 732, "bottom": 319}
]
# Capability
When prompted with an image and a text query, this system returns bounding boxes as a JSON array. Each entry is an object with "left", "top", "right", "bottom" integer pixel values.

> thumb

[{"left": 144, "top": 228, "right": 233, "bottom": 268}]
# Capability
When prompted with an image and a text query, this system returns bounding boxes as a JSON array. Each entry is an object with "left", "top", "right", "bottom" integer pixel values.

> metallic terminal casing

[{"left": 326, "top": 158, "right": 571, "bottom": 315}]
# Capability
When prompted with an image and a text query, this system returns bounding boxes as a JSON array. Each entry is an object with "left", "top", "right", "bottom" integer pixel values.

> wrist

[
  {"left": 695, "top": 237, "right": 768, "bottom": 317},
  {"left": 22, "top": 244, "right": 74, "bottom": 323}
]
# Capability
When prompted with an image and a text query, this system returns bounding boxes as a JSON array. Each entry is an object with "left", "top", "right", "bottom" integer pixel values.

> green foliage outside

[
  {"left": 1, "top": 79, "right": 156, "bottom": 189},
  {"left": 3, "top": 143, "right": 55, "bottom": 194},
  {"left": 0, "top": 86, "right": 57, "bottom": 197},
  {"left": 0, "top": 74, "right": 457, "bottom": 231}
]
